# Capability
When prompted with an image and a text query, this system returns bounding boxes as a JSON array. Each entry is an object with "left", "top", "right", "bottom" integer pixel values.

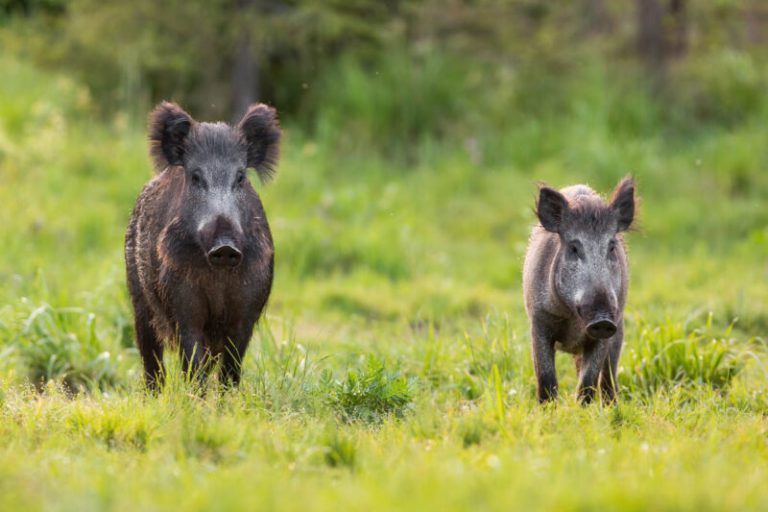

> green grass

[{"left": 0, "top": 54, "right": 767, "bottom": 511}]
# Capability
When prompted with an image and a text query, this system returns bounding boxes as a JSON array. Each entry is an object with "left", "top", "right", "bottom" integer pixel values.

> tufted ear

[
  {"left": 237, "top": 103, "right": 281, "bottom": 182},
  {"left": 610, "top": 176, "right": 636, "bottom": 232},
  {"left": 148, "top": 101, "right": 193, "bottom": 170},
  {"left": 536, "top": 186, "right": 569, "bottom": 233}
]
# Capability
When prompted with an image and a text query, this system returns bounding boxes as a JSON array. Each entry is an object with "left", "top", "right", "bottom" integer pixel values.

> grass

[{"left": 0, "top": 52, "right": 766, "bottom": 511}]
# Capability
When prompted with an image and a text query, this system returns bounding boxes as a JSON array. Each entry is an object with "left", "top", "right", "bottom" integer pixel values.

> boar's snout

[
  {"left": 207, "top": 241, "right": 243, "bottom": 268},
  {"left": 576, "top": 291, "right": 618, "bottom": 339},
  {"left": 199, "top": 215, "right": 244, "bottom": 268},
  {"left": 585, "top": 317, "right": 617, "bottom": 339}
]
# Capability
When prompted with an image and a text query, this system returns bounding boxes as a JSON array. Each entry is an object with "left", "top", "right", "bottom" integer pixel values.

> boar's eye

[
  {"left": 607, "top": 239, "right": 617, "bottom": 257},
  {"left": 234, "top": 170, "right": 246, "bottom": 188},
  {"left": 190, "top": 169, "right": 206, "bottom": 189},
  {"left": 566, "top": 240, "right": 582, "bottom": 261}
]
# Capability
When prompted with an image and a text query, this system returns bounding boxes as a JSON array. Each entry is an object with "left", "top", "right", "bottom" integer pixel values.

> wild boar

[
  {"left": 523, "top": 177, "right": 636, "bottom": 404},
  {"left": 125, "top": 101, "right": 280, "bottom": 390}
]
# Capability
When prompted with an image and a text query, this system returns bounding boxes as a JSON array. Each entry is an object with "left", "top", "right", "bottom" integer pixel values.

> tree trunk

[
  {"left": 636, "top": 0, "right": 665, "bottom": 69},
  {"left": 231, "top": 0, "right": 259, "bottom": 122},
  {"left": 582, "top": 0, "right": 611, "bottom": 35},
  {"left": 668, "top": 0, "right": 688, "bottom": 57},
  {"left": 636, "top": 0, "right": 689, "bottom": 88}
]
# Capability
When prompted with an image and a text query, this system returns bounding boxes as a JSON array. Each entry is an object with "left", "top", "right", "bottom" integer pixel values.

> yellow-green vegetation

[{"left": 1, "top": 43, "right": 767, "bottom": 512}]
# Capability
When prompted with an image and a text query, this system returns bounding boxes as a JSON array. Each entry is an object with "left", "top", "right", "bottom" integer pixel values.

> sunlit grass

[{"left": 0, "top": 55, "right": 766, "bottom": 510}]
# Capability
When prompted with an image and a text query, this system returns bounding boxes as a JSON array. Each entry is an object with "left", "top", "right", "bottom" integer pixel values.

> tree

[{"left": 635, "top": 0, "right": 688, "bottom": 85}]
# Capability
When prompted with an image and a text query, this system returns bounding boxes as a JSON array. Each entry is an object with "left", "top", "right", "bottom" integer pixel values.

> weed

[{"left": 323, "top": 356, "right": 414, "bottom": 423}]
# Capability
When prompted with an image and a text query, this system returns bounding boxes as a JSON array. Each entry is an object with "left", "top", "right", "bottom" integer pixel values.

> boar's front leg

[
  {"left": 577, "top": 339, "right": 610, "bottom": 404},
  {"left": 172, "top": 299, "right": 211, "bottom": 383},
  {"left": 163, "top": 274, "right": 211, "bottom": 383},
  {"left": 179, "top": 327, "right": 211, "bottom": 383},
  {"left": 220, "top": 324, "right": 255, "bottom": 388},
  {"left": 599, "top": 324, "right": 624, "bottom": 403},
  {"left": 133, "top": 300, "right": 165, "bottom": 392},
  {"left": 531, "top": 313, "right": 559, "bottom": 403}
]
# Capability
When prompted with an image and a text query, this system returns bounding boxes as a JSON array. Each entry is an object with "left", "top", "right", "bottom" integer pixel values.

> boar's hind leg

[
  {"left": 574, "top": 355, "right": 583, "bottom": 375},
  {"left": 599, "top": 327, "right": 623, "bottom": 403},
  {"left": 577, "top": 341, "right": 610, "bottom": 404},
  {"left": 531, "top": 320, "right": 558, "bottom": 403},
  {"left": 133, "top": 301, "right": 165, "bottom": 392}
]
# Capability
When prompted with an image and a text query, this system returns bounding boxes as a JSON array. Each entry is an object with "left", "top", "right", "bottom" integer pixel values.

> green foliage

[
  {"left": 323, "top": 357, "right": 414, "bottom": 423},
  {"left": 321, "top": 428, "right": 357, "bottom": 470},
  {"left": 281, "top": 223, "right": 410, "bottom": 280},
  {"left": 0, "top": 0, "right": 417, "bottom": 118},
  {"left": 248, "top": 320, "right": 318, "bottom": 411},
  {"left": 667, "top": 50, "right": 767, "bottom": 128},
  {"left": 456, "top": 412, "right": 496, "bottom": 448},
  {"left": 459, "top": 315, "right": 526, "bottom": 401},
  {"left": 3, "top": 0, "right": 763, "bottom": 150},
  {"left": 10, "top": 300, "right": 125, "bottom": 392},
  {"left": 309, "top": 50, "right": 476, "bottom": 160},
  {"left": 621, "top": 315, "right": 745, "bottom": 398}
]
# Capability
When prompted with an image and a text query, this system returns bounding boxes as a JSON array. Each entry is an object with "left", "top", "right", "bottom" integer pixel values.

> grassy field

[{"left": 0, "top": 55, "right": 767, "bottom": 511}]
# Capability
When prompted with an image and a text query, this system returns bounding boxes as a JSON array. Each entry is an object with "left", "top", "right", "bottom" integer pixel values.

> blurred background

[
  {"left": 3, "top": 0, "right": 768, "bottom": 161},
  {"left": 0, "top": 1, "right": 766, "bottom": 389}
]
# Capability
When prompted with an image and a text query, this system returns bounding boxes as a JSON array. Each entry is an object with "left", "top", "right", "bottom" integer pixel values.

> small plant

[
  {"left": 620, "top": 315, "right": 744, "bottom": 398},
  {"left": 323, "top": 356, "right": 414, "bottom": 423},
  {"left": 457, "top": 413, "right": 497, "bottom": 449},
  {"left": 13, "top": 301, "right": 123, "bottom": 393},
  {"left": 321, "top": 430, "right": 357, "bottom": 470},
  {"left": 461, "top": 314, "right": 524, "bottom": 401},
  {"left": 250, "top": 320, "right": 317, "bottom": 411}
]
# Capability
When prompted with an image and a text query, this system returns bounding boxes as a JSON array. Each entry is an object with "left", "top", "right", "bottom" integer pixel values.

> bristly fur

[
  {"left": 128, "top": 101, "right": 281, "bottom": 391},
  {"left": 566, "top": 191, "right": 618, "bottom": 234},
  {"left": 536, "top": 177, "right": 637, "bottom": 235},
  {"left": 148, "top": 101, "right": 193, "bottom": 172},
  {"left": 237, "top": 104, "right": 281, "bottom": 182},
  {"left": 524, "top": 176, "right": 637, "bottom": 404},
  {"left": 185, "top": 122, "right": 242, "bottom": 163}
]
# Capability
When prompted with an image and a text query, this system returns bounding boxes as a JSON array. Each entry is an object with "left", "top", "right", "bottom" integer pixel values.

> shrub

[{"left": 667, "top": 50, "right": 766, "bottom": 128}]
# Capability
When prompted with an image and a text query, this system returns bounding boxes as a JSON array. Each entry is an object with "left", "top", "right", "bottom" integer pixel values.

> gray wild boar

[
  {"left": 125, "top": 101, "right": 280, "bottom": 390},
  {"left": 523, "top": 177, "right": 636, "bottom": 404}
]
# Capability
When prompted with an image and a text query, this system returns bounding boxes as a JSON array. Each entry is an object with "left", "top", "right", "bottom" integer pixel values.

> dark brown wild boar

[
  {"left": 125, "top": 101, "right": 280, "bottom": 390},
  {"left": 523, "top": 177, "right": 636, "bottom": 404}
]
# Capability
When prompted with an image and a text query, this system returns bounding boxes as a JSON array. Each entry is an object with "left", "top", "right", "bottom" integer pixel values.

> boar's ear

[
  {"left": 148, "top": 101, "right": 193, "bottom": 170},
  {"left": 536, "top": 186, "right": 568, "bottom": 233},
  {"left": 237, "top": 103, "right": 281, "bottom": 182},
  {"left": 610, "top": 176, "right": 635, "bottom": 232}
]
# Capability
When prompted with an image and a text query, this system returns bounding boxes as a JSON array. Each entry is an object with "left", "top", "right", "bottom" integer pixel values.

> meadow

[{"left": 0, "top": 51, "right": 767, "bottom": 511}]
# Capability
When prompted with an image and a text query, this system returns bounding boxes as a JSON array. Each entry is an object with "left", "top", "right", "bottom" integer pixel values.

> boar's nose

[
  {"left": 586, "top": 319, "right": 617, "bottom": 339},
  {"left": 207, "top": 241, "right": 243, "bottom": 268}
]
